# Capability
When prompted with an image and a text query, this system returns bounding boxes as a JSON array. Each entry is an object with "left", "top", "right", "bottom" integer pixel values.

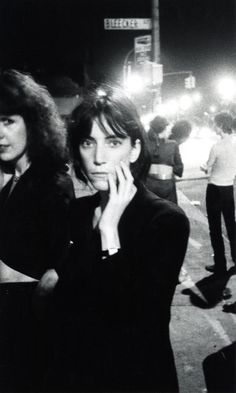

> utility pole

[
  {"left": 152, "top": 0, "right": 160, "bottom": 64},
  {"left": 152, "top": 0, "right": 161, "bottom": 108}
]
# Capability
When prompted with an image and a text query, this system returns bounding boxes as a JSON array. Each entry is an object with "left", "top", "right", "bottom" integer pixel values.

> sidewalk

[{"left": 171, "top": 189, "right": 236, "bottom": 393}]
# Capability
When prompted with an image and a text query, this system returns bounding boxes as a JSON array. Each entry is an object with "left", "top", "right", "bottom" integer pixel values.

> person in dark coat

[
  {"left": 0, "top": 69, "right": 74, "bottom": 392},
  {"left": 49, "top": 85, "right": 190, "bottom": 393},
  {"left": 146, "top": 115, "right": 184, "bottom": 204}
]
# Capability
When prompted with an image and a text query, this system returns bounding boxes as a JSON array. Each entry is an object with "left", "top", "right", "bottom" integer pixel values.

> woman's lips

[{"left": 91, "top": 172, "right": 108, "bottom": 177}]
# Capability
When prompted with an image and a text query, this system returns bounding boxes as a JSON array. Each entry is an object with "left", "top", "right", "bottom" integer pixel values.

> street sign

[
  {"left": 134, "top": 35, "right": 152, "bottom": 65},
  {"left": 104, "top": 18, "right": 152, "bottom": 30},
  {"left": 152, "top": 63, "right": 163, "bottom": 85}
]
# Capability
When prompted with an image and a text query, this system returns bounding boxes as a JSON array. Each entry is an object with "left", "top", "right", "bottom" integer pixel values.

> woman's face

[
  {"left": 79, "top": 119, "right": 140, "bottom": 191},
  {"left": 0, "top": 115, "right": 28, "bottom": 164}
]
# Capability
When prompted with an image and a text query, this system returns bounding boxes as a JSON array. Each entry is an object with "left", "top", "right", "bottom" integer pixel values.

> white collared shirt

[{"left": 206, "top": 134, "right": 236, "bottom": 185}]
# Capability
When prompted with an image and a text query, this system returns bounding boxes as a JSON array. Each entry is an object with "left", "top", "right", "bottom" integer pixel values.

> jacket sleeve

[{"left": 38, "top": 173, "right": 75, "bottom": 274}]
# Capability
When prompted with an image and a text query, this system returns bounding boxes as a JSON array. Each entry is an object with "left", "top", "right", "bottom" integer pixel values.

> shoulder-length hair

[
  {"left": 0, "top": 69, "right": 68, "bottom": 172},
  {"left": 68, "top": 83, "right": 150, "bottom": 183}
]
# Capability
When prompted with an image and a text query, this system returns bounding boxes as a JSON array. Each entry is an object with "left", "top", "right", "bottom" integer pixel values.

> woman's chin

[{"left": 91, "top": 179, "right": 109, "bottom": 192}]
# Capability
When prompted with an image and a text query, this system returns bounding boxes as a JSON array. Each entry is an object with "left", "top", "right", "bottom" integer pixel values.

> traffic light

[{"left": 185, "top": 75, "right": 196, "bottom": 89}]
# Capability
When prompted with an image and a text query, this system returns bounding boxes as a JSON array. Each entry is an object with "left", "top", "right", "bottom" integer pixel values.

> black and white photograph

[{"left": 0, "top": 1, "right": 235, "bottom": 392}]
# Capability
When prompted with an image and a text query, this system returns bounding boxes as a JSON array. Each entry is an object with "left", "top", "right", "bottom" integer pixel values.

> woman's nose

[{"left": 94, "top": 145, "right": 106, "bottom": 165}]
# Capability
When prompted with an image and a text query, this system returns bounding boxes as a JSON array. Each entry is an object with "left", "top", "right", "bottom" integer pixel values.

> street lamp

[
  {"left": 123, "top": 48, "right": 134, "bottom": 88},
  {"left": 217, "top": 77, "right": 236, "bottom": 101}
]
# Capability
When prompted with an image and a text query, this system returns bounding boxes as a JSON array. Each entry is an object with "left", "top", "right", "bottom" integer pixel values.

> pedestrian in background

[
  {"left": 48, "top": 85, "right": 190, "bottom": 393},
  {"left": 42, "top": 74, "right": 81, "bottom": 127},
  {"left": 169, "top": 119, "right": 192, "bottom": 145},
  {"left": 200, "top": 112, "right": 236, "bottom": 277},
  {"left": 0, "top": 69, "right": 74, "bottom": 392},
  {"left": 146, "top": 115, "right": 184, "bottom": 204}
]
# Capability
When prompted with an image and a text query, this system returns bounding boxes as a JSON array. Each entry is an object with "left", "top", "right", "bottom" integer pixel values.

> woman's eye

[
  {"left": 108, "top": 139, "right": 122, "bottom": 147},
  {"left": 80, "top": 139, "right": 93, "bottom": 148},
  {"left": 1, "top": 117, "right": 14, "bottom": 126}
]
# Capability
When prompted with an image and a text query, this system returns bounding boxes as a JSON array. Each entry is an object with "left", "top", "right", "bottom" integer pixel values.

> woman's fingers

[
  {"left": 115, "top": 162, "right": 135, "bottom": 201},
  {"left": 99, "top": 163, "right": 136, "bottom": 231},
  {"left": 119, "top": 161, "right": 135, "bottom": 199},
  {"left": 120, "top": 161, "right": 133, "bottom": 182},
  {"left": 107, "top": 173, "right": 116, "bottom": 197},
  {"left": 115, "top": 164, "right": 126, "bottom": 195}
]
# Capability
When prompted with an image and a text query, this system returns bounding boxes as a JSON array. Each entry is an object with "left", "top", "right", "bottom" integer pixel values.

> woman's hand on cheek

[{"left": 98, "top": 162, "right": 136, "bottom": 232}]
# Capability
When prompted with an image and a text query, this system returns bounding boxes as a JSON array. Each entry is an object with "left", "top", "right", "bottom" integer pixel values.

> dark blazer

[
  {"left": 52, "top": 183, "right": 190, "bottom": 392},
  {"left": 0, "top": 166, "right": 74, "bottom": 279}
]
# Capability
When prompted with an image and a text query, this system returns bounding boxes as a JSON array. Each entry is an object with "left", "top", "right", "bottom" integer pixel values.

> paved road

[{"left": 172, "top": 183, "right": 236, "bottom": 393}]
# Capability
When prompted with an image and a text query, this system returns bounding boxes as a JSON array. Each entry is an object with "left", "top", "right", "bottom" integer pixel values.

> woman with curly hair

[{"left": 0, "top": 69, "right": 74, "bottom": 392}]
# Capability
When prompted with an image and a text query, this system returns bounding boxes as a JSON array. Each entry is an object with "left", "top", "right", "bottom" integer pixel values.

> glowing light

[
  {"left": 164, "top": 99, "right": 179, "bottom": 115},
  {"left": 96, "top": 89, "right": 107, "bottom": 97},
  {"left": 180, "top": 135, "right": 218, "bottom": 173},
  {"left": 125, "top": 73, "right": 144, "bottom": 94},
  {"left": 152, "top": 103, "right": 167, "bottom": 116},
  {"left": 197, "top": 126, "right": 214, "bottom": 138},
  {"left": 192, "top": 91, "right": 202, "bottom": 103},
  {"left": 209, "top": 105, "right": 217, "bottom": 113},
  {"left": 179, "top": 95, "right": 192, "bottom": 111},
  {"left": 217, "top": 77, "right": 236, "bottom": 100}
]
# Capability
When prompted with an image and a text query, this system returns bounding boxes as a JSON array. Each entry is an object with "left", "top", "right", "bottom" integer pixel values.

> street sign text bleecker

[
  {"left": 135, "top": 35, "right": 152, "bottom": 65},
  {"left": 104, "top": 18, "right": 152, "bottom": 30}
]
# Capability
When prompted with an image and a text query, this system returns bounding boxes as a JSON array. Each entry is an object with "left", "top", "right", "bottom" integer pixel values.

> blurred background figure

[
  {"left": 200, "top": 112, "right": 236, "bottom": 277},
  {"left": 146, "top": 115, "right": 184, "bottom": 204},
  {"left": 42, "top": 75, "right": 84, "bottom": 194},
  {"left": 42, "top": 75, "right": 82, "bottom": 126},
  {"left": 169, "top": 119, "right": 192, "bottom": 146}
]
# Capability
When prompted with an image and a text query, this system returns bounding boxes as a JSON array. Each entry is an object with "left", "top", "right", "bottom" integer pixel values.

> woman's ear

[{"left": 129, "top": 139, "right": 141, "bottom": 163}]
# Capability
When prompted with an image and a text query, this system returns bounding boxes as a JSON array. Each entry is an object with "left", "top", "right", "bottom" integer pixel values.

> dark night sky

[{"left": 0, "top": 0, "right": 235, "bottom": 92}]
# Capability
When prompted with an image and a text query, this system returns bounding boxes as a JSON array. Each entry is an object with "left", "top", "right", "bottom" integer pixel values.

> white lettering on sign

[{"left": 104, "top": 18, "right": 152, "bottom": 30}]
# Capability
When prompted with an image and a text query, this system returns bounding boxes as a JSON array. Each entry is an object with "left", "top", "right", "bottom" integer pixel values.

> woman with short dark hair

[{"left": 51, "top": 84, "right": 190, "bottom": 393}]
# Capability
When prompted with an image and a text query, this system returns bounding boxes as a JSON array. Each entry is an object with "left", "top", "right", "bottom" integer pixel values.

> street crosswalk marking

[
  {"left": 203, "top": 313, "right": 232, "bottom": 346},
  {"left": 189, "top": 237, "right": 202, "bottom": 249}
]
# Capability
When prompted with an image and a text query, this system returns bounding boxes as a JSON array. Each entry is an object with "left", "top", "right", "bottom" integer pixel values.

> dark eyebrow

[
  {"left": 81, "top": 136, "right": 94, "bottom": 141},
  {"left": 105, "top": 135, "right": 125, "bottom": 140}
]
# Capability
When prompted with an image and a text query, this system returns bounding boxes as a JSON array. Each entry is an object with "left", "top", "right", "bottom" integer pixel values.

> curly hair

[
  {"left": 68, "top": 83, "right": 150, "bottom": 183},
  {"left": 0, "top": 69, "right": 68, "bottom": 172}
]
